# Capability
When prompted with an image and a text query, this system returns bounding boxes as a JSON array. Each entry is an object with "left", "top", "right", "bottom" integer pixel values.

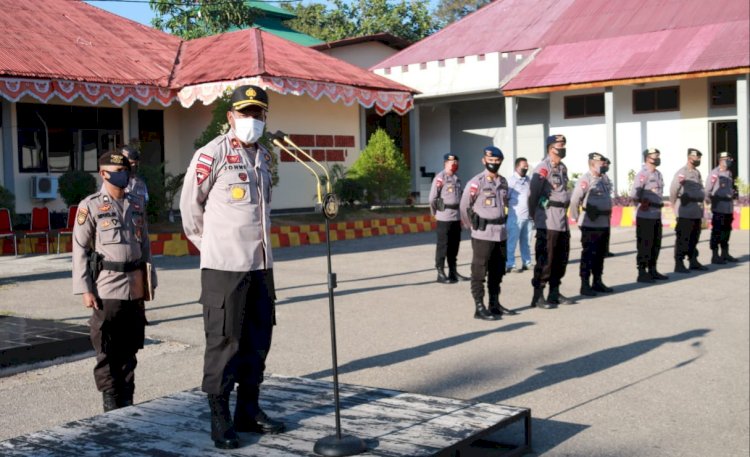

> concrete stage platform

[{"left": 0, "top": 374, "right": 531, "bottom": 456}]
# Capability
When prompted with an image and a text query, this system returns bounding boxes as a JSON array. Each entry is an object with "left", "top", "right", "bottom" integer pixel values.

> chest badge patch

[
  {"left": 101, "top": 219, "right": 111, "bottom": 228},
  {"left": 239, "top": 172, "right": 248, "bottom": 182},
  {"left": 227, "top": 155, "right": 241, "bottom": 164},
  {"left": 99, "top": 204, "right": 111, "bottom": 212},
  {"left": 231, "top": 186, "right": 246, "bottom": 200}
]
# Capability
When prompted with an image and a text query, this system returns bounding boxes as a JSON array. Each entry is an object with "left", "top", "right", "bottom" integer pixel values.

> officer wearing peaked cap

[
  {"left": 669, "top": 148, "right": 708, "bottom": 273},
  {"left": 630, "top": 148, "right": 668, "bottom": 282},
  {"left": 121, "top": 145, "right": 149, "bottom": 205},
  {"left": 429, "top": 153, "right": 469, "bottom": 283},
  {"left": 570, "top": 152, "right": 614, "bottom": 296},
  {"left": 459, "top": 146, "right": 517, "bottom": 320},
  {"left": 527, "top": 134, "right": 575, "bottom": 308},
  {"left": 72, "top": 150, "right": 155, "bottom": 413},
  {"left": 706, "top": 151, "right": 738, "bottom": 264},
  {"left": 180, "top": 84, "right": 284, "bottom": 450}
]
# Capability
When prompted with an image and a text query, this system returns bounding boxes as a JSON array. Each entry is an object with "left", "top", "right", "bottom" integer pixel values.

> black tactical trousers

[
  {"left": 200, "top": 269, "right": 275, "bottom": 404},
  {"left": 470, "top": 238, "right": 506, "bottom": 302},
  {"left": 709, "top": 212, "right": 733, "bottom": 250},
  {"left": 90, "top": 298, "right": 146, "bottom": 393},
  {"left": 532, "top": 229, "right": 570, "bottom": 288},
  {"left": 435, "top": 220, "right": 461, "bottom": 269},
  {"left": 579, "top": 227, "right": 607, "bottom": 279},
  {"left": 636, "top": 218, "right": 663, "bottom": 267},
  {"left": 674, "top": 217, "right": 702, "bottom": 261}
]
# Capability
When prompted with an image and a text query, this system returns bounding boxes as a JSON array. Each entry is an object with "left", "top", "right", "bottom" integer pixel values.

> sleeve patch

[
  {"left": 678, "top": 174, "right": 685, "bottom": 182},
  {"left": 198, "top": 153, "right": 214, "bottom": 167},
  {"left": 711, "top": 174, "right": 718, "bottom": 182},
  {"left": 469, "top": 182, "right": 479, "bottom": 195},
  {"left": 76, "top": 207, "right": 89, "bottom": 225},
  {"left": 639, "top": 175, "right": 646, "bottom": 183},
  {"left": 580, "top": 180, "right": 588, "bottom": 190},
  {"left": 435, "top": 178, "right": 443, "bottom": 187},
  {"left": 539, "top": 168, "right": 549, "bottom": 178},
  {"left": 196, "top": 163, "right": 211, "bottom": 185}
]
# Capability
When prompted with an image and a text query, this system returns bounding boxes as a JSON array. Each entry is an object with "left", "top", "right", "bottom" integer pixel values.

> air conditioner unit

[{"left": 31, "top": 176, "right": 59, "bottom": 199}]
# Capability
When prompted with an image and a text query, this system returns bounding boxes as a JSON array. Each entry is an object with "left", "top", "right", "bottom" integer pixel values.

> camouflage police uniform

[
  {"left": 630, "top": 149, "right": 667, "bottom": 281},
  {"left": 180, "top": 85, "right": 283, "bottom": 449},
  {"left": 72, "top": 152, "right": 154, "bottom": 411},
  {"left": 669, "top": 148, "right": 707, "bottom": 272},
  {"left": 705, "top": 152, "right": 737, "bottom": 263},
  {"left": 429, "top": 153, "right": 466, "bottom": 283},
  {"left": 570, "top": 153, "right": 613, "bottom": 295}
]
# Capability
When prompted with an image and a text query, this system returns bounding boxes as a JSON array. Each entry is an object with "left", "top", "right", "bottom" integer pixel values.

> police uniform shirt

[
  {"left": 459, "top": 170, "right": 508, "bottom": 242},
  {"left": 428, "top": 170, "right": 461, "bottom": 222},
  {"left": 569, "top": 171, "right": 612, "bottom": 228},
  {"left": 669, "top": 166, "right": 705, "bottom": 219},
  {"left": 705, "top": 166, "right": 734, "bottom": 214},
  {"left": 529, "top": 157, "right": 570, "bottom": 231},
  {"left": 630, "top": 166, "right": 664, "bottom": 220},
  {"left": 72, "top": 186, "right": 153, "bottom": 299},
  {"left": 126, "top": 175, "right": 149, "bottom": 204},
  {"left": 180, "top": 133, "right": 273, "bottom": 272}
]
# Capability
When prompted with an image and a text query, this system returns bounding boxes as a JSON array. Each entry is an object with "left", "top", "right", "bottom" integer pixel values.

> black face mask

[
  {"left": 553, "top": 147, "right": 567, "bottom": 158},
  {"left": 650, "top": 158, "right": 661, "bottom": 166},
  {"left": 600, "top": 166, "right": 609, "bottom": 174},
  {"left": 519, "top": 168, "right": 529, "bottom": 177},
  {"left": 485, "top": 162, "right": 500, "bottom": 174},
  {"left": 724, "top": 159, "right": 734, "bottom": 168},
  {"left": 691, "top": 159, "right": 701, "bottom": 167},
  {"left": 105, "top": 170, "right": 130, "bottom": 189}
]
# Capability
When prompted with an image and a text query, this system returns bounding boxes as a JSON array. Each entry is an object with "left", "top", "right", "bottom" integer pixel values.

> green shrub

[
  {"left": 58, "top": 170, "right": 97, "bottom": 207},
  {"left": 0, "top": 185, "right": 16, "bottom": 222},
  {"left": 349, "top": 128, "right": 410, "bottom": 205}
]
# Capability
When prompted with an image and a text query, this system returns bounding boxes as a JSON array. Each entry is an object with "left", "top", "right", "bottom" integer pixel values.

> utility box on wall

[{"left": 30, "top": 176, "right": 58, "bottom": 199}]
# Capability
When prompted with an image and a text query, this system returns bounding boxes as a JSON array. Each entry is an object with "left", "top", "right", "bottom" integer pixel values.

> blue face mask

[{"left": 105, "top": 170, "right": 130, "bottom": 189}]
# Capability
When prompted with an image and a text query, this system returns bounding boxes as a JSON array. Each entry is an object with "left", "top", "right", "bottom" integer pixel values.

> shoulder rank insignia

[{"left": 77, "top": 207, "right": 89, "bottom": 225}]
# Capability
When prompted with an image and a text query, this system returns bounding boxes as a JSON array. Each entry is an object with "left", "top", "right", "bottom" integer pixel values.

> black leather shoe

[
  {"left": 474, "top": 302, "right": 500, "bottom": 320},
  {"left": 548, "top": 286, "right": 575, "bottom": 305},
  {"left": 102, "top": 391, "right": 118, "bottom": 413},
  {"left": 674, "top": 260, "right": 690, "bottom": 274},
  {"left": 580, "top": 280, "right": 597, "bottom": 296},
  {"left": 449, "top": 267, "right": 470, "bottom": 281},
  {"left": 722, "top": 248, "right": 738, "bottom": 262},
  {"left": 236, "top": 410, "right": 286, "bottom": 434},
  {"left": 530, "top": 288, "right": 555, "bottom": 309},
  {"left": 592, "top": 278, "right": 613, "bottom": 293},
  {"left": 689, "top": 259, "right": 709, "bottom": 271},
  {"left": 208, "top": 394, "right": 239, "bottom": 449},
  {"left": 436, "top": 267, "right": 451, "bottom": 283},
  {"left": 649, "top": 268, "right": 669, "bottom": 280},
  {"left": 637, "top": 268, "right": 655, "bottom": 283},
  {"left": 711, "top": 250, "right": 726, "bottom": 265},
  {"left": 489, "top": 296, "right": 517, "bottom": 316}
]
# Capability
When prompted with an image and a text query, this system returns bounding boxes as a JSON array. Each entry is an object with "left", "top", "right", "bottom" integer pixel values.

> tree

[
  {"left": 282, "top": 0, "right": 437, "bottom": 43},
  {"left": 149, "top": 0, "right": 260, "bottom": 39},
  {"left": 434, "top": 0, "right": 492, "bottom": 26},
  {"left": 349, "top": 128, "right": 410, "bottom": 205},
  {"left": 58, "top": 170, "right": 97, "bottom": 207}
]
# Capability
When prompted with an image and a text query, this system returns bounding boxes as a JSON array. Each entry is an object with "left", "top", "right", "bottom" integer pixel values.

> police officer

[
  {"left": 528, "top": 134, "right": 575, "bottom": 308},
  {"left": 706, "top": 151, "right": 738, "bottom": 264},
  {"left": 669, "top": 148, "right": 708, "bottom": 273},
  {"left": 72, "top": 150, "right": 154, "bottom": 412},
  {"left": 180, "top": 85, "right": 284, "bottom": 449},
  {"left": 570, "top": 153, "right": 614, "bottom": 296},
  {"left": 430, "top": 153, "right": 469, "bottom": 283},
  {"left": 121, "top": 145, "right": 149, "bottom": 204},
  {"left": 459, "top": 146, "right": 517, "bottom": 320},
  {"left": 630, "top": 148, "right": 669, "bottom": 282}
]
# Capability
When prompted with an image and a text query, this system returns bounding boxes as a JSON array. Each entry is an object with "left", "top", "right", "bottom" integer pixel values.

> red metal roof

[
  {"left": 172, "top": 28, "right": 414, "bottom": 92},
  {"left": 0, "top": 0, "right": 181, "bottom": 86}
]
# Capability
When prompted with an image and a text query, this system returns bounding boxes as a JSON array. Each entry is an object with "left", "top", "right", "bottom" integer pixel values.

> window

[
  {"left": 16, "top": 104, "right": 122, "bottom": 173},
  {"left": 711, "top": 81, "right": 736, "bottom": 107},
  {"left": 633, "top": 86, "right": 679, "bottom": 113},
  {"left": 564, "top": 93, "right": 605, "bottom": 118}
]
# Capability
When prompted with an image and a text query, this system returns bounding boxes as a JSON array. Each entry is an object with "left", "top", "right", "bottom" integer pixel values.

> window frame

[
  {"left": 563, "top": 93, "right": 606, "bottom": 119},
  {"left": 709, "top": 81, "right": 737, "bottom": 108},
  {"left": 632, "top": 86, "right": 680, "bottom": 114}
]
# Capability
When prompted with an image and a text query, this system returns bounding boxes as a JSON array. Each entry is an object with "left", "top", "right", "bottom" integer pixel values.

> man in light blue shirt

[{"left": 506, "top": 157, "right": 533, "bottom": 272}]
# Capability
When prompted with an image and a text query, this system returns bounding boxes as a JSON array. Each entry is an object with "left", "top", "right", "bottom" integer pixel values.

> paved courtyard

[{"left": 0, "top": 227, "right": 748, "bottom": 456}]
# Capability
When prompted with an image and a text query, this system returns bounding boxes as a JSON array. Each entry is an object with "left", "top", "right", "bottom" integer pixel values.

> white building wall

[
  {"left": 319, "top": 42, "right": 400, "bottom": 69},
  {"left": 418, "top": 104, "right": 451, "bottom": 175}
]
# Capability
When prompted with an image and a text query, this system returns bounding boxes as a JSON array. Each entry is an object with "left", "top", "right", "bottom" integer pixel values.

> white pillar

[
  {"left": 604, "top": 87, "right": 617, "bottom": 193},
  {"left": 1, "top": 99, "right": 13, "bottom": 190},
  {"left": 128, "top": 100, "right": 139, "bottom": 143},
  {"left": 737, "top": 74, "right": 749, "bottom": 183},
  {"left": 505, "top": 96, "right": 517, "bottom": 171},
  {"left": 409, "top": 106, "right": 421, "bottom": 193}
]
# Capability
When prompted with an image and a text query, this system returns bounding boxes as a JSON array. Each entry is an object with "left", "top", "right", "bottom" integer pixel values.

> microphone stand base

[{"left": 314, "top": 434, "right": 367, "bottom": 456}]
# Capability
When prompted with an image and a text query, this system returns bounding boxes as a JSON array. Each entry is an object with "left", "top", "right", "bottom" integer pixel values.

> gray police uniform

[
  {"left": 429, "top": 170, "right": 462, "bottom": 272},
  {"left": 126, "top": 175, "right": 149, "bottom": 204},
  {"left": 72, "top": 185, "right": 153, "bottom": 398},
  {"left": 630, "top": 166, "right": 665, "bottom": 270},
  {"left": 706, "top": 166, "right": 735, "bottom": 254},
  {"left": 179, "top": 133, "right": 276, "bottom": 400},
  {"left": 528, "top": 157, "right": 571, "bottom": 289},
  {"left": 669, "top": 166, "right": 705, "bottom": 262},
  {"left": 570, "top": 172, "right": 612, "bottom": 281},
  {"left": 459, "top": 171, "right": 508, "bottom": 303}
]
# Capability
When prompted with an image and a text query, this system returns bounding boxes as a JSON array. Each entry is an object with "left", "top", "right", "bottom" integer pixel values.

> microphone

[
  {"left": 270, "top": 131, "right": 332, "bottom": 194},
  {"left": 267, "top": 131, "right": 323, "bottom": 204}
]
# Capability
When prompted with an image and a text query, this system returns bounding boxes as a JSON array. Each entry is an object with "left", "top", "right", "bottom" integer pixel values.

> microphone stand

[{"left": 271, "top": 134, "right": 366, "bottom": 457}]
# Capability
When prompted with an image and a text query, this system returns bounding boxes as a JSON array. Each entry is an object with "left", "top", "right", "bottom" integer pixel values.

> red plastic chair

[
  {"left": 0, "top": 208, "right": 17, "bottom": 256},
  {"left": 22, "top": 207, "right": 51, "bottom": 254},
  {"left": 56, "top": 205, "right": 78, "bottom": 254}
]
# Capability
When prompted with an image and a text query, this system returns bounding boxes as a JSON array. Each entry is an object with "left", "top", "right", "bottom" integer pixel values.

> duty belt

[
  {"left": 101, "top": 259, "right": 144, "bottom": 272},
  {"left": 713, "top": 195, "right": 733, "bottom": 202},
  {"left": 548, "top": 201, "right": 569, "bottom": 208},
  {"left": 444, "top": 203, "right": 460, "bottom": 209},
  {"left": 585, "top": 206, "right": 612, "bottom": 215}
]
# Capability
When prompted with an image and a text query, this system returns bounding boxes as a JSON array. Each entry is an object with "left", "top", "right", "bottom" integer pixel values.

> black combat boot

[
  {"left": 530, "top": 287, "right": 554, "bottom": 309},
  {"left": 592, "top": 276, "right": 613, "bottom": 293},
  {"left": 208, "top": 393, "right": 240, "bottom": 449},
  {"left": 234, "top": 385, "right": 285, "bottom": 434},
  {"left": 436, "top": 267, "right": 451, "bottom": 284},
  {"left": 711, "top": 248, "right": 726, "bottom": 265},
  {"left": 102, "top": 391, "right": 119, "bottom": 412},
  {"left": 489, "top": 294, "right": 517, "bottom": 316},
  {"left": 721, "top": 246, "right": 738, "bottom": 263},
  {"left": 548, "top": 286, "right": 575, "bottom": 305},
  {"left": 648, "top": 266, "right": 668, "bottom": 280},
  {"left": 674, "top": 259, "right": 689, "bottom": 274},
  {"left": 474, "top": 301, "right": 500, "bottom": 320},
  {"left": 118, "top": 385, "right": 134, "bottom": 408},
  {"left": 448, "top": 264, "right": 470, "bottom": 282},
  {"left": 689, "top": 256, "right": 709, "bottom": 271},
  {"left": 637, "top": 267, "right": 655, "bottom": 283},
  {"left": 580, "top": 277, "right": 597, "bottom": 296}
]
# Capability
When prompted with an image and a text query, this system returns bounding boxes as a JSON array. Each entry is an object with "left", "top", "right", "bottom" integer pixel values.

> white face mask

[{"left": 232, "top": 116, "right": 265, "bottom": 144}]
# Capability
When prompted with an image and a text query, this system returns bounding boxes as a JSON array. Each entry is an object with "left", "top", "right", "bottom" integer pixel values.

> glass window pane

[
  {"left": 711, "top": 82, "right": 736, "bottom": 107},
  {"left": 47, "top": 127, "right": 72, "bottom": 172},
  {"left": 633, "top": 90, "right": 655, "bottom": 112},
  {"left": 585, "top": 94, "right": 605, "bottom": 116},
  {"left": 18, "top": 128, "right": 46, "bottom": 171},
  {"left": 80, "top": 130, "right": 99, "bottom": 172},
  {"left": 656, "top": 87, "right": 679, "bottom": 110},
  {"left": 565, "top": 96, "right": 586, "bottom": 117}
]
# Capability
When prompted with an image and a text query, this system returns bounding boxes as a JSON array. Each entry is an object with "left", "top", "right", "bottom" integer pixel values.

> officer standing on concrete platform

[
  {"left": 630, "top": 148, "right": 669, "bottom": 283},
  {"left": 180, "top": 85, "right": 285, "bottom": 450},
  {"left": 706, "top": 151, "right": 739, "bottom": 264},
  {"left": 459, "top": 146, "right": 517, "bottom": 320},
  {"left": 669, "top": 148, "right": 709, "bottom": 273},
  {"left": 121, "top": 145, "right": 149, "bottom": 205},
  {"left": 570, "top": 153, "right": 615, "bottom": 296},
  {"left": 528, "top": 134, "right": 575, "bottom": 308},
  {"left": 72, "top": 150, "right": 155, "bottom": 413},
  {"left": 429, "top": 153, "right": 470, "bottom": 283}
]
